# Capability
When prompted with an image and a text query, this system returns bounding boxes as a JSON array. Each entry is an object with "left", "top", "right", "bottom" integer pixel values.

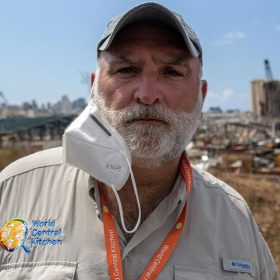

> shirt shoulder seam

[{"left": 192, "top": 166, "right": 248, "bottom": 206}]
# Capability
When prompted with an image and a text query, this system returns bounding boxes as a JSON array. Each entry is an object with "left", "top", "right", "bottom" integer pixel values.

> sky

[{"left": 0, "top": 0, "right": 280, "bottom": 112}]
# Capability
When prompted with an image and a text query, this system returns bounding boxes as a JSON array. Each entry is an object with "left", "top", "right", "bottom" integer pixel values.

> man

[{"left": 0, "top": 2, "right": 279, "bottom": 279}]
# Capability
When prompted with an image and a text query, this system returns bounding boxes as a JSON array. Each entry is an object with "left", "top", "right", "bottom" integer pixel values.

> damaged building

[{"left": 251, "top": 80, "right": 280, "bottom": 118}]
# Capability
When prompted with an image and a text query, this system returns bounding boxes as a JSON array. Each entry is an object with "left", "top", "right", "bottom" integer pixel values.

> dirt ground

[{"left": 210, "top": 170, "right": 280, "bottom": 273}]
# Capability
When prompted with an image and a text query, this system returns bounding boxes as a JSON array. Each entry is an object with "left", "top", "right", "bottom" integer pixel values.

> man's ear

[
  {"left": 201, "top": 79, "right": 207, "bottom": 101},
  {"left": 91, "top": 72, "right": 95, "bottom": 87},
  {"left": 90, "top": 72, "right": 95, "bottom": 99}
]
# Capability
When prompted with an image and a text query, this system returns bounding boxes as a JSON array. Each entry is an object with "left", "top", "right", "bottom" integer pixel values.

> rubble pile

[{"left": 189, "top": 111, "right": 280, "bottom": 176}]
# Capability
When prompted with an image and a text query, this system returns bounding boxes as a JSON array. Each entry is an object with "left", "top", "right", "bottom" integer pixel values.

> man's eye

[
  {"left": 117, "top": 67, "right": 138, "bottom": 74},
  {"left": 164, "top": 67, "right": 182, "bottom": 76}
]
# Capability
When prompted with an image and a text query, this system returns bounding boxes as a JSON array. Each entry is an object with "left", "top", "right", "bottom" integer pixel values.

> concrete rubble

[{"left": 188, "top": 111, "right": 280, "bottom": 178}]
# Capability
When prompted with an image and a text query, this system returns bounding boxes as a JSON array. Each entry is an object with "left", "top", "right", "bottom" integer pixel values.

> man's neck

[{"left": 100, "top": 155, "right": 182, "bottom": 241}]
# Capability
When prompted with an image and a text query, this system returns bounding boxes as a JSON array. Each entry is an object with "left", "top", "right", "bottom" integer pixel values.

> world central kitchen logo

[
  {"left": 30, "top": 219, "right": 63, "bottom": 246},
  {"left": 0, "top": 218, "right": 63, "bottom": 255}
]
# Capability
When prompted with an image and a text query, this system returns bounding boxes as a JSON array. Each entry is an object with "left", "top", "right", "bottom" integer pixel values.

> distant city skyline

[
  {"left": 0, "top": 93, "right": 244, "bottom": 113},
  {"left": 1, "top": 0, "right": 280, "bottom": 112},
  {"left": 0, "top": 94, "right": 87, "bottom": 118}
]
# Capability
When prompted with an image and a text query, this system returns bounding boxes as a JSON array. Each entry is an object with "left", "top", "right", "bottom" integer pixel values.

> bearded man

[{"left": 0, "top": 3, "right": 279, "bottom": 280}]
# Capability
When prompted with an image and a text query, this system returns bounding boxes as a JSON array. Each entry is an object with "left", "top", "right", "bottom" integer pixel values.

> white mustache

[{"left": 101, "top": 102, "right": 193, "bottom": 127}]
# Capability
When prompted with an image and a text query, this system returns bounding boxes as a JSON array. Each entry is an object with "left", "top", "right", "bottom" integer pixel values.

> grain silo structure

[{"left": 251, "top": 80, "right": 280, "bottom": 117}]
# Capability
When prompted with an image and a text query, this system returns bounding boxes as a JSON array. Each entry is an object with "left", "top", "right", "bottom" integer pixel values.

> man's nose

[{"left": 134, "top": 74, "right": 162, "bottom": 105}]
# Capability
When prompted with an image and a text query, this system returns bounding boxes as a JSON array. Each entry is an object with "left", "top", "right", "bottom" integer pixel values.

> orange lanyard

[{"left": 100, "top": 155, "right": 192, "bottom": 280}]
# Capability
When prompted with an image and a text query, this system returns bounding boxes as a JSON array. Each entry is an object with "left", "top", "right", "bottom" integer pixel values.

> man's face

[{"left": 93, "top": 22, "right": 207, "bottom": 167}]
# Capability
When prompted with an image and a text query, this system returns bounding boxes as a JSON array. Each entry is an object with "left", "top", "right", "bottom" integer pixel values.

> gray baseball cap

[{"left": 97, "top": 2, "right": 202, "bottom": 60}]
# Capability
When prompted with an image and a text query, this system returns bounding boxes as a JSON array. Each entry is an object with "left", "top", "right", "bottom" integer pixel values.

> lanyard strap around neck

[{"left": 100, "top": 155, "right": 193, "bottom": 280}]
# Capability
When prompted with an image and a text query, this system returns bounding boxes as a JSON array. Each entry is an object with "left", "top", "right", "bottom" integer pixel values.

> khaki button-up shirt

[{"left": 0, "top": 147, "right": 279, "bottom": 279}]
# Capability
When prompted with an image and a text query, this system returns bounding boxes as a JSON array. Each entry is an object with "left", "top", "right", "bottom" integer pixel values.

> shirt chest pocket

[
  {"left": 174, "top": 266, "right": 255, "bottom": 280},
  {"left": 0, "top": 261, "right": 77, "bottom": 280}
]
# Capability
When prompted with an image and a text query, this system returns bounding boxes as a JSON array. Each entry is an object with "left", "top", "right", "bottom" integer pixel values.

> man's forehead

[{"left": 102, "top": 52, "right": 193, "bottom": 67}]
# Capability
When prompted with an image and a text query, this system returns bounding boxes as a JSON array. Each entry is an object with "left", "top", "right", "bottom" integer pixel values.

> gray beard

[{"left": 91, "top": 90, "right": 202, "bottom": 168}]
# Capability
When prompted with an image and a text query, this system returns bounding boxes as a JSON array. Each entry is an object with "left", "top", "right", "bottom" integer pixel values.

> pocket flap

[
  {"left": 0, "top": 261, "right": 77, "bottom": 280},
  {"left": 223, "top": 258, "right": 255, "bottom": 277}
]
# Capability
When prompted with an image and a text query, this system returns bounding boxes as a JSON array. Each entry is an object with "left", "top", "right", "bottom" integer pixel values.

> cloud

[
  {"left": 224, "top": 32, "right": 246, "bottom": 40},
  {"left": 207, "top": 89, "right": 234, "bottom": 101},
  {"left": 213, "top": 31, "right": 246, "bottom": 45}
]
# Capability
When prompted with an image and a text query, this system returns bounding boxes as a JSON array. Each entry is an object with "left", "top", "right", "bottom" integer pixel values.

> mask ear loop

[
  {"left": 109, "top": 155, "right": 141, "bottom": 234},
  {"left": 89, "top": 88, "right": 141, "bottom": 233}
]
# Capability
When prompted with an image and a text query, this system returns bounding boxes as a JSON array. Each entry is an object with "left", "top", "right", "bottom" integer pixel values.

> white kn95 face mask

[{"left": 63, "top": 103, "right": 141, "bottom": 233}]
